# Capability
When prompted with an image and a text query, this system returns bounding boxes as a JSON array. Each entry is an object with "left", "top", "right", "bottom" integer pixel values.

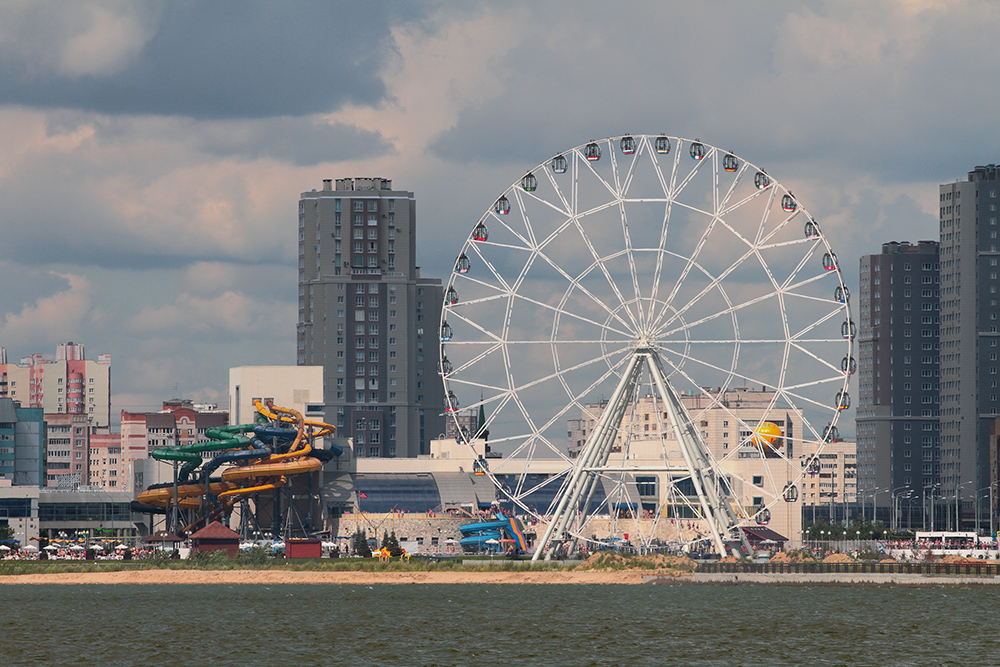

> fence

[{"left": 698, "top": 561, "right": 1000, "bottom": 576}]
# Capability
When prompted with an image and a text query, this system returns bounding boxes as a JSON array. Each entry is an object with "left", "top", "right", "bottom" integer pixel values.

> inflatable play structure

[{"left": 133, "top": 399, "right": 339, "bottom": 538}]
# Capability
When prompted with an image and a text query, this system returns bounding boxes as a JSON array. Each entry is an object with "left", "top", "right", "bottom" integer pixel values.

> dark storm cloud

[
  {"left": 0, "top": 1, "right": 433, "bottom": 119},
  {"left": 428, "top": 1, "right": 1000, "bottom": 188}
]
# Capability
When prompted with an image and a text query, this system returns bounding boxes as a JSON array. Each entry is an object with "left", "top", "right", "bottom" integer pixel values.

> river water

[{"left": 2, "top": 583, "right": 995, "bottom": 666}]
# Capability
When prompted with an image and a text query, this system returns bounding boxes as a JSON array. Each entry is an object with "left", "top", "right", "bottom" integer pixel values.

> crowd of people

[{"left": 0, "top": 544, "right": 162, "bottom": 561}]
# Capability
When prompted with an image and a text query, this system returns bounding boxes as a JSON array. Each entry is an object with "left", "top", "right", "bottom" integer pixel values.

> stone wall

[{"left": 328, "top": 512, "right": 713, "bottom": 554}]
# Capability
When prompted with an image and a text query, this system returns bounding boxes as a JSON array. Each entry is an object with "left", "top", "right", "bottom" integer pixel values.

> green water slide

[{"left": 151, "top": 424, "right": 256, "bottom": 482}]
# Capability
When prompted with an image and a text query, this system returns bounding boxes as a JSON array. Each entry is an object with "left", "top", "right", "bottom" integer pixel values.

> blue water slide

[
  {"left": 201, "top": 438, "right": 272, "bottom": 476},
  {"left": 460, "top": 531, "right": 503, "bottom": 550},
  {"left": 253, "top": 425, "right": 299, "bottom": 441},
  {"left": 460, "top": 519, "right": 512, "bottom": 536}
]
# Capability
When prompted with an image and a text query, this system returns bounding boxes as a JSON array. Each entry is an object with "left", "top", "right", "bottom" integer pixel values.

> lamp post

[
  {"left": 871, "top": 487, "right": 886, "bottom": 524},
  {"left": 923, "top": 484, "right": 939, "bottom": 532},
  {"left": 893, "top": 490, "right": 913, "bottom": 533},
  {"left": 951, "top": 482, "right": 968, "bottom": 532},
  {"left": 891, "top": 487, "right": 908, "bottom": 531},
  {"left": 976, "top": 486, "right": 990, "bottom": 536},
  {"left": 992, "top": 483, "right": 996, "bottom": 541}
]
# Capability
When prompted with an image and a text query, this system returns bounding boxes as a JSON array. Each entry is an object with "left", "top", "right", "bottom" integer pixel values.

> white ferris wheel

[{"left": 439, "top": 135, "right": 853, "bottom": 559}]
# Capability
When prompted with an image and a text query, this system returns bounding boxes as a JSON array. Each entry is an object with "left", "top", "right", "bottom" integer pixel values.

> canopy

[{"left": 142, "top": 530, "right": 182, "bottom": 544}]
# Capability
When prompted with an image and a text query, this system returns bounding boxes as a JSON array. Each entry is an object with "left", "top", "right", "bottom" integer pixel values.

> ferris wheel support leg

[
  {"left": 532, "top": 353, "right": 645, "bottom": 561},
  {"left": 647, "top": 352, "right": 752, "bottom": 557}
]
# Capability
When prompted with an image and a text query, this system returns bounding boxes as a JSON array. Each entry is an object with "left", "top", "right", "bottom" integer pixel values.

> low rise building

[
  {"left": 89, "top": 430, "right": 125, "bottom": 490},
  {"left": 0, "top": 397, "right": 44, "bottom": 486},
  {"left": 44, "top": 413, "right": 90, "bottom": 488}
]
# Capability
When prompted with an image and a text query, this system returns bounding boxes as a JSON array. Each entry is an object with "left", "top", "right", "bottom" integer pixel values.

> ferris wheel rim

[{"left": 439, "top": 134, "right": 853, "bottom": 550}]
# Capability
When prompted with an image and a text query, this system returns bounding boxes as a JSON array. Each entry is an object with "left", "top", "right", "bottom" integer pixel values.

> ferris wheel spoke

[
  {"left": 618, "top": 201, "right": 645, "bottom": 330},
  {"left": 655, "top": 283, "right": 772, "bottom": 340},
  {"left": 566, "top": 217, "right": 643, "bottom": 332},
  {"left": 610, "top": 141, "right": 645, "bottom": 321},
  {"left": 446, "top": 308, "right": 506, "bottom": 345},
  {"left": 649, "top": 231, "right": 762, "bottom": 332},
  {"left": 773, "top": 382, "right": 847, "bottom": 426},
  {"left": 788, "top": 307, "right": 843, "bottom": 342},
  {"left": 717, "top": 173, "right": 771, "bottom": 218},
  {"left": 658, "top": 343, "right": 794, "bottom": 397},
  {"left": 484, "top": 207, "right": 534, "bottom": 250},
  {"left": 511, "top": 342, "right": 632, "bottom": 397},
  {"left": 574, "top": 145, "right": 623, "bottom": 202},
  {"left": 537, "top": 353, "right": 636, "bottom": 436},
  {"left": 669, "top": 143, "right": 711, "bottom": 202},
  {"left": 464, "top": 239, "right": 516, "bottom": 295},
  {"left": 513, "top": 288, "right": 635, "bottom": 337},
  {"left": 544, "top": 250, "right": 639, "bottom": 334},
  {"left": 613, "top": 138, "right": 644, "bottom": 199}
]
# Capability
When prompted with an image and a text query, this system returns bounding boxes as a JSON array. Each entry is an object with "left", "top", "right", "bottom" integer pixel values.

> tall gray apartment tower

[
  {"left": 856, "top": 241, "right": 939, "bottom": 523},
  {"left": 939, "top": 165, "right": 1000, "bottom": 527},
  {"left": 297, "top": 178, "right": 444, "bottom": 458}
]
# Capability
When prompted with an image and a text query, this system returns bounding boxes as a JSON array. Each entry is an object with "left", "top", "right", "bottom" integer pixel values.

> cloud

[
  {"left": 0, "top": 1, "right": 433, "bottom": 119},
  {"left": 0, "top": 271, "right": 95, "bottom": 348},
  {"left": 126, "top": 289, "right": 294, "bottom": 339}
]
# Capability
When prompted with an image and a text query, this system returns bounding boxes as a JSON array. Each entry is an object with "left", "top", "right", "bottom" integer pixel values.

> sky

[{"left": 0, "top": 0, "right": 997, "bottom": 428}]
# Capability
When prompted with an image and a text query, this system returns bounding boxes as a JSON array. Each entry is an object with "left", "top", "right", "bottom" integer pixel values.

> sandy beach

[{"left": 0, "top": 568, "right": 670, "bottom": 585}]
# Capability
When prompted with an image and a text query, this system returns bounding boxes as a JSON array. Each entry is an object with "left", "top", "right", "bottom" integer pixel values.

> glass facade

[
  {"left": 494, "top": 474, "right": 608, "bottom": 515},
  {"left": 39, "top": 501, "right": 131, "bottom": 523},
  {"left": 353, "top": 473, "right": 441, "bottom": 513},
  {"left": 0, "top": 497, "right": 32, "bottom": 518}
]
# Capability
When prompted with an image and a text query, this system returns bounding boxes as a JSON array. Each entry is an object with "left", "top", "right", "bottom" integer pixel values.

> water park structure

[
  {"left": 459, "top": 515, "right": 529, "bottom": 554},
  {"left": 132, "top": 399, "right": 340, "bottom": 539}
]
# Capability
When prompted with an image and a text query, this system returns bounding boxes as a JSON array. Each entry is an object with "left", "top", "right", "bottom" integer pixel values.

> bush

[{"left": 237, "top": 546, "right": 271, "bottom": 565}]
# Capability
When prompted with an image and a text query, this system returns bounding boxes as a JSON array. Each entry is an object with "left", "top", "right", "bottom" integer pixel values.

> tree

[
  {"left": 0, "top": 524, "right": 14, "bottom": 542},
  {"left": 386, "top": 531, "right": 402, "bottom": 557},
  {"left": 352, "top": 529, "right": 372, "bottom": 557}
]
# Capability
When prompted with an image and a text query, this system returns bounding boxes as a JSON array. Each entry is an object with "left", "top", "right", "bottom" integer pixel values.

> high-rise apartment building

[
  {"left": 297, "top": 178, "right": 444, "bottom": 458},
  {"left": 939, "top": 166, "right": 1000, "bottom": 523},
  {"left": 0, "top": 343, "right": 111, "bottom": 427},
  {"left": 856, "top": 241, "right": 940, "bottom": 512}
]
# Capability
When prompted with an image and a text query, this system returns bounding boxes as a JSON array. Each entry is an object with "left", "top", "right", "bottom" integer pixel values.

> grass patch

[{"left": 0, "top": 554, "right": 571, "bottom": 576}]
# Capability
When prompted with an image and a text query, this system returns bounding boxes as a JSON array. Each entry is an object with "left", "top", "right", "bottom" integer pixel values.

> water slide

[
  {"left": 134, "top": 398, "right": 338, "bottom": 532},
  {"left": 459, "top": 516, "right": 529, "bottom": 553}
]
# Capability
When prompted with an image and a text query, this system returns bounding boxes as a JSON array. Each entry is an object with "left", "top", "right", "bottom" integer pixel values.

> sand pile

[
  {"left": 879, "top": 558, "right": 897, "bottom": 564},
  {"left": 938, "top": 554, "right": 985, "bottom": 564},
  {"left": 770, "top": 550, "right": 816, "bottom": 563},
  {"left": 577, "top": 552, "right": 696, "bottom": 572},
  {"left": 822, "top": 553, "right": 855, "bottom": 563},
  {"left": 719, "top": 555, "right": 739, "bottom": 563}
]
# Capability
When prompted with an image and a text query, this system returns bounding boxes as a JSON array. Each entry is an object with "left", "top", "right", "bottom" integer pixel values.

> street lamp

[
  {"left": 893, "top": 490, "right": 913, "bottom": 533},
  {"left": 923, "top": 484, "right": 939, "bottom": 532},
  {"left": 891, "top": 487, "right": 908, "bottom": 531},
  {"left": 871, "top": 487, "right": 886, "bottom": 524},
  {"left": 954, "top": 482, "right": 969, "bottom": 532}
]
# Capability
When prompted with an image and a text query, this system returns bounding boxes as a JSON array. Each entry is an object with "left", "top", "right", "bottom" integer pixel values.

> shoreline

[
  {"left": 5, "top": 568, "right": 1000, "bottom": 586},
  {"left": 0, "top": 568, "right": 658, "bottom": 585}
]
